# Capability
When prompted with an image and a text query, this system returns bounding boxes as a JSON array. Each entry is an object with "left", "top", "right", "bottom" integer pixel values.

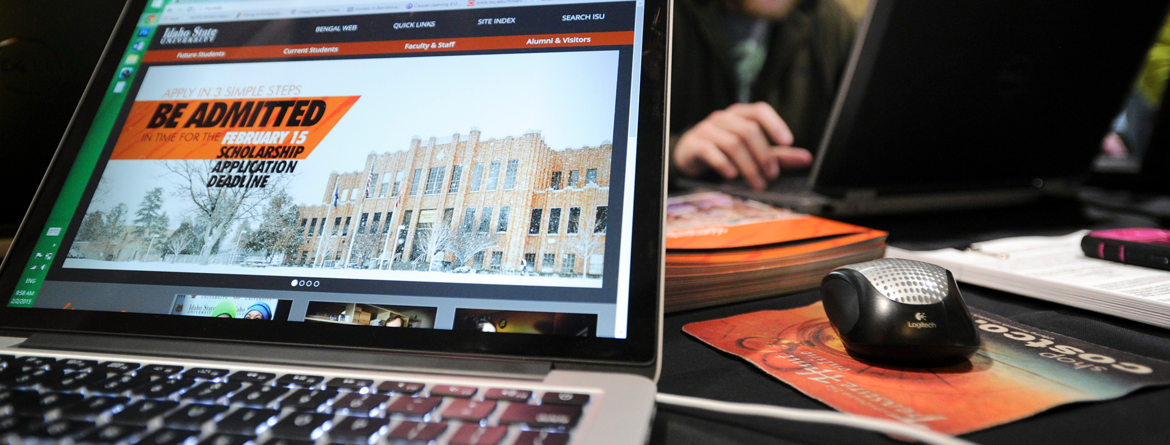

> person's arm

[{"left": 672, "top": 102, "right": 812, "bottom": 190}]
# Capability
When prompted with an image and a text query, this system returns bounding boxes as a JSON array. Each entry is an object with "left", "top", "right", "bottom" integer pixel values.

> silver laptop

[
  {"left": 0, "top": 0, "right": 669, "bottom": 443},
  {"left": 686, "top": 0, "right": 1170, "bottom": 217}
]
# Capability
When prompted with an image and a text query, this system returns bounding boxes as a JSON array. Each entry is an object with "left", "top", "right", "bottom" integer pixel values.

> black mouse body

[{"left": 821, "top": 258, "right": 981, "bottom": 367}]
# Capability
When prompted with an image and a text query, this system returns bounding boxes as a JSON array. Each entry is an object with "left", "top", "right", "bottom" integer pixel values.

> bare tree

[
  {"left": 165, "top": 161, "right": 287, "bottom": 264},
  {"left": 565, "top": 220, "right": 605, "bottom": 277},
  {"left": 163, "top": 219, "right": 200, "bottom": 262},
  {"left": 450, "top": 230, "right": 499, "bottom": 270},
  {"left": 416, "top": 222, "right": 456, "bottom": 271}
]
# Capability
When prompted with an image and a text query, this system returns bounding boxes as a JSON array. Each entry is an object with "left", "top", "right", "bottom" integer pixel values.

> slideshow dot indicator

[{"left": 291, "top": 279, "right": 299, "bottom": 287}]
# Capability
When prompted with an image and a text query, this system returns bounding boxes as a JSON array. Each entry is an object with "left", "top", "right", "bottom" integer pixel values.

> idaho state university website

[{"left": 9, "top": 0, "right": 644, "bottom": 338}]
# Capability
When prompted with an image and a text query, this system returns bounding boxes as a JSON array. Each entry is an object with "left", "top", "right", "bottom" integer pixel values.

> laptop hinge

[{"left": 17, "top": 333, "right": 552, "bottom": 380}]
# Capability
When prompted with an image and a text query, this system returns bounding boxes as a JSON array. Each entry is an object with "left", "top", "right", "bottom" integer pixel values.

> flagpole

[
  {"left": 343, "top": 198, "right": 364, "bottom": 267},
  {"left": 380, "top": 175, "right": 404, "bottom": 270}
]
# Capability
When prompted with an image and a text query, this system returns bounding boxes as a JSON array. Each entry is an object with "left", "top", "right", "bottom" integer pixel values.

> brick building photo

[{"left": 295, "top": 129, "right": 612, "bottom": 277}]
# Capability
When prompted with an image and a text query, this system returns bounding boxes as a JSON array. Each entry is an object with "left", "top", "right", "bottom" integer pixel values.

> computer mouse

[{"left": 820, "top": 258, "right": 981, "bottom": 367}]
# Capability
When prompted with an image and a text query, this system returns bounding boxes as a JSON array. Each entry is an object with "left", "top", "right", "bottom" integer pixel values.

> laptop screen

[{"left": 2, "top": 0, "right": 664, "bottom": 361}]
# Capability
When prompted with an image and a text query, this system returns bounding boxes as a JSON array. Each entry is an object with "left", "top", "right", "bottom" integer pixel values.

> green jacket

[{"left": 670, "top": 0, "right": 858, "bottom": 151}]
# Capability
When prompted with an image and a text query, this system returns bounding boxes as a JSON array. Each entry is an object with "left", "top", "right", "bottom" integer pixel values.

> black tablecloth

[{"left": 652, "top": 193, "right": 1170, "bottom": 444}]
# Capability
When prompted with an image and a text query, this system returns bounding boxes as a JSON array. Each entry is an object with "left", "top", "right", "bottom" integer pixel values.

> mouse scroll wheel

[{"left": 848, "top": 258, "right": 949, "bottom": 305}]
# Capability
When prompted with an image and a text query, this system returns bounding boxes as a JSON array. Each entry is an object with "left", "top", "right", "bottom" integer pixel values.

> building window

[
  {"left": 504, "top": 159, "right": 518, "bottom": 190},
  {"left": 462, "top": 208, "right": 476, "bottom": 233},
  {"left": 300, "top": 251, "right": 308, "bottom": 265},
  {"left": 392, "top": 170, "right": 404, "bottom": 197},
  {"left": 490, "top": 251, "right": 503, "bottom": 270},
  {"left": 497, "top": 206, "right": 510, "bottom": 233},
  {"left": 542, "top": 253, "right": 555, "bottom": 271},
  {"left": 424, "top": 166, "right": 445, "bottom": 195},
  {"left": 448, "top": 165, "right": 462, "bottom": 193},
  {"left": 370, "top": 212, "right": 382, "bottom": 234},
  {"left": 473, "top": 251, "right": 485, "bottom": 269},
  {"left": 357, "top": 213, "right": 369, "bottom": 234},
  {"left": 562, "top": 254, "right": 576, "bottom": 275},
  {"left": 548, "top": 208, "right": 561, "bottom": 234},
  {"left": 395, "top": 210, "right": 413, "bottom": 258},
  {"left": 586, "top": 168, "right": 598, "bottom": 185},
  {"left": 410, "top": 222, "right": 431, "bottom": 261},
  {"left": 478, "top": 207, "right": 493, "bottom": 233},
  {"left": 594, "top": 206, "right": 607, "bottom": 233},
  {"left": 528, "top": 209, "right": 543, "bottom": 235},
  {"left": 567, "top": 207, "right": 581, "bottom": 234},
  {"left": 342, "top": 216, "right": 352, "bottom": 236},
  {"left": 568, "top": 169, "right": 579, "bottom": 188},
  {"left": 469, "top": 162, "right": 485, "bottom": 192},
  {"left": 368, "top": 173, "right": 379, "bottom": 198},
  {"left": 379, "top": 173, "right": 391, "bottom": 198},
  {"left": 300, "top": 218, "right": 308, "bottom": 236},
  {"left": 486, "top": 161, "right": 501, "bottom": 191},
  {"left": 523, "top": 253, "right": 536, "bottom": 272},
  {"left": 332, "top": 217, "right": 342, "bottom": 236},
  {"left": 550, "top": 171, "right": 562, "bottom": 190},
  {"left": 318, "top": 219, "right": 327, "bottom": 236},
  {"left": 442, "top": 208, "right": 454, "bottom": 227},
  {"left": 341, "top": 188, "right": 350, "bottom": 202},
  {"left": 408, "top": 168, "right": 422, "bottom": 196},
  {"left": 308, "top": 218, "right": 318, "bottom": 236},
  {"left": 382, "top": 212, "right": 394, "bottom": 234}
]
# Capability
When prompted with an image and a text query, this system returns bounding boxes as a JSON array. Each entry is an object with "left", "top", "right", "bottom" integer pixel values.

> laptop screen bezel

[{"left": 0, "top": 0, "right": 667, "bottom": 368}]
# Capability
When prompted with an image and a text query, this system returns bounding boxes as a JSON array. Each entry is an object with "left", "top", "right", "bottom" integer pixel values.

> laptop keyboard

[{"left": 0, "top": 353, "right": 588, "bottom": 445}]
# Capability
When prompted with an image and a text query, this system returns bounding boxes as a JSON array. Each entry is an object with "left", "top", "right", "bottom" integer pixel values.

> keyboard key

[
  {"left": 60, "top": 396, "right": 130, "bottom": 420},
  {"left": 131, "top": 378, "right": 195, "bottom": 399},
  {"left": 277, "top": 374, "right": 324, "bottom": 387},
  {"left": 230, "top": 384, "right": 288, "bottom": 407},
  {"left": 13, "top": 356, "right": 56, "bottom": 371},
  {"left": 76, "top": 423, "right": 145, "bottom": 444},
  {"left": 450, "top": 424, "right": 508, "bottom": 445},
  {"left": 442, "top": 399, "right": 497, "bottom": 421},
  {"left": 12, "top": 391, "right": 84, "bottom": 417},
  {"left": 514, "top": 431, "right": 571, "bottom": 445},
  {"left": 385, "top": 396, "right": 443, "bottom": 416},
  {"left": 110, "top": 400, "right": 180, "bottom": 426},
  {"left": 57, "top": 358, "right": 98, "bottom": 372},
  {"left": 484, "top": 388, "right": 532, "bottom": 402},
  {"left": 269, "top": 412, "right": 332, "bottom": 440},
  {"left": 200, "top": 432, "right": 257, "bottom": 445},
  {"left": 282, "top": 389, "right": 337, "bottom": 412},
  {"left": 139, "top": 364, "right": 185, "bottom": 377},
  {"left": 216, "top": 407, "right": 279, "bottom": 435},
  {"left": 188, "top": 367, "right": 232, "bottom": 380},
  {"left": 229, "top": 370, "right": 275, "bottom": 383},
  {"left": 162, "top": 403, "right": 230, "bottom": 430},
  {"left": 0, "top": 388, "right": 38, "bottom": 406},
  {"left": 184, "top": 381, "right": 243, "bottom": 402},
  {"left": 0, "top": 354, "right": 14, "bottom": 369},
  {"left": 325, "top": 377, "right": 374, "bottom": 391},
  {"left": 386, "top": 421, "right": 447, "bottom": 442},
  {"left": 377, "top": 380, "right": 424, "bottom": 395},
  {"left": 499, "top": 404, "right": 582, "bottom": 428},
  {"left": 262, "top": 439, "right": 315, "bottom": 445},
  {"left": 333, "top": 393, "right": 389, "bottom": 416},
  {"left": 541, "top": 392, "right": 590, "bottom": 406},
  {"left": 329, "top": 416, "right": 389, "bottom": 443},
  {"left": 42, "top": 370, "right": 104, "bottom": 391},
  {"left": 97, "top": 361, "right": 141, "bottom": 374},
  {"left": 138, "top": 428, "right": 201, "bottom": 445},
  {"left": 0, "top": 415, "right": 31, "bottom": 435},
  {"left": 22, "top": 419, "right": 94, "bottom": 441},
  {"left": 88, "top": 373, "right": 151, "bottom": 394},
  {"left": 6, "top": 367, "right": 59, "bottom": 387},
  {"left": 430, "top": 384, "right": 478, "bottom": 398}
]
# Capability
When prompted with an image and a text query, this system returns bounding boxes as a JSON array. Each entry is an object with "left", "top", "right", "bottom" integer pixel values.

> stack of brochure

[
  {"left": 886, "top": 231, "right": 1170, "bottom": 330},
  {"left": 664, "top": 192, "right": 887, "bottom": 312}
]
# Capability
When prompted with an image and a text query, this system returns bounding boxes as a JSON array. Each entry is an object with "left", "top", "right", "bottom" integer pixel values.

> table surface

[{"left": 652, "top": 191, "right": 1170, "bottom": 445}]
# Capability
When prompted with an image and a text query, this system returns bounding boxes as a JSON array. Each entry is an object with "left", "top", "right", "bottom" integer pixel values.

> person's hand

[{"left": 673, "top": 102, "right": 813, "bottom": 190}]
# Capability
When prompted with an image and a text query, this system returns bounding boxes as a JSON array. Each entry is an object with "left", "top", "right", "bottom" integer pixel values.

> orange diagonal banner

[{"left": 110, "top": 95, "right": 360, "bottom": 160}]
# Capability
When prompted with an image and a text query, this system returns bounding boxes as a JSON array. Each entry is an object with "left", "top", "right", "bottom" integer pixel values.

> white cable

[{"left": 655, "top": 393, "right": 978, "bottom": 445}]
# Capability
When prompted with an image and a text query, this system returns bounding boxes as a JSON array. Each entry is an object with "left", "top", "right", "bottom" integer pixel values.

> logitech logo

[
  {"left": 915, "top": 312, "right": 927, "bottom": 321},
  {"left": 908, "top": 313, "right": 935, "bottom": 329}
]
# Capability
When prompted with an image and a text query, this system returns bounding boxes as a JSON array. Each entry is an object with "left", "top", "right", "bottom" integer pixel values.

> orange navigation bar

[{"left": 143, "top": 31, "right": 635, "bottom": 63}]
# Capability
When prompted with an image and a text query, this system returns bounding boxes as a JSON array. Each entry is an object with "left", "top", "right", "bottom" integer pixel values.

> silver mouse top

[{"left": 839, "top": 258, "right": 949, "bottom": 305}]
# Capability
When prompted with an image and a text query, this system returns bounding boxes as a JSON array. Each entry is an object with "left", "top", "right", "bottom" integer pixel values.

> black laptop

[
  {"left": 689, "top": 0, "right": 1170, "bottom": 216},
  {"left": 0, "top": 0, "right": 669, "bottom": 443}
]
